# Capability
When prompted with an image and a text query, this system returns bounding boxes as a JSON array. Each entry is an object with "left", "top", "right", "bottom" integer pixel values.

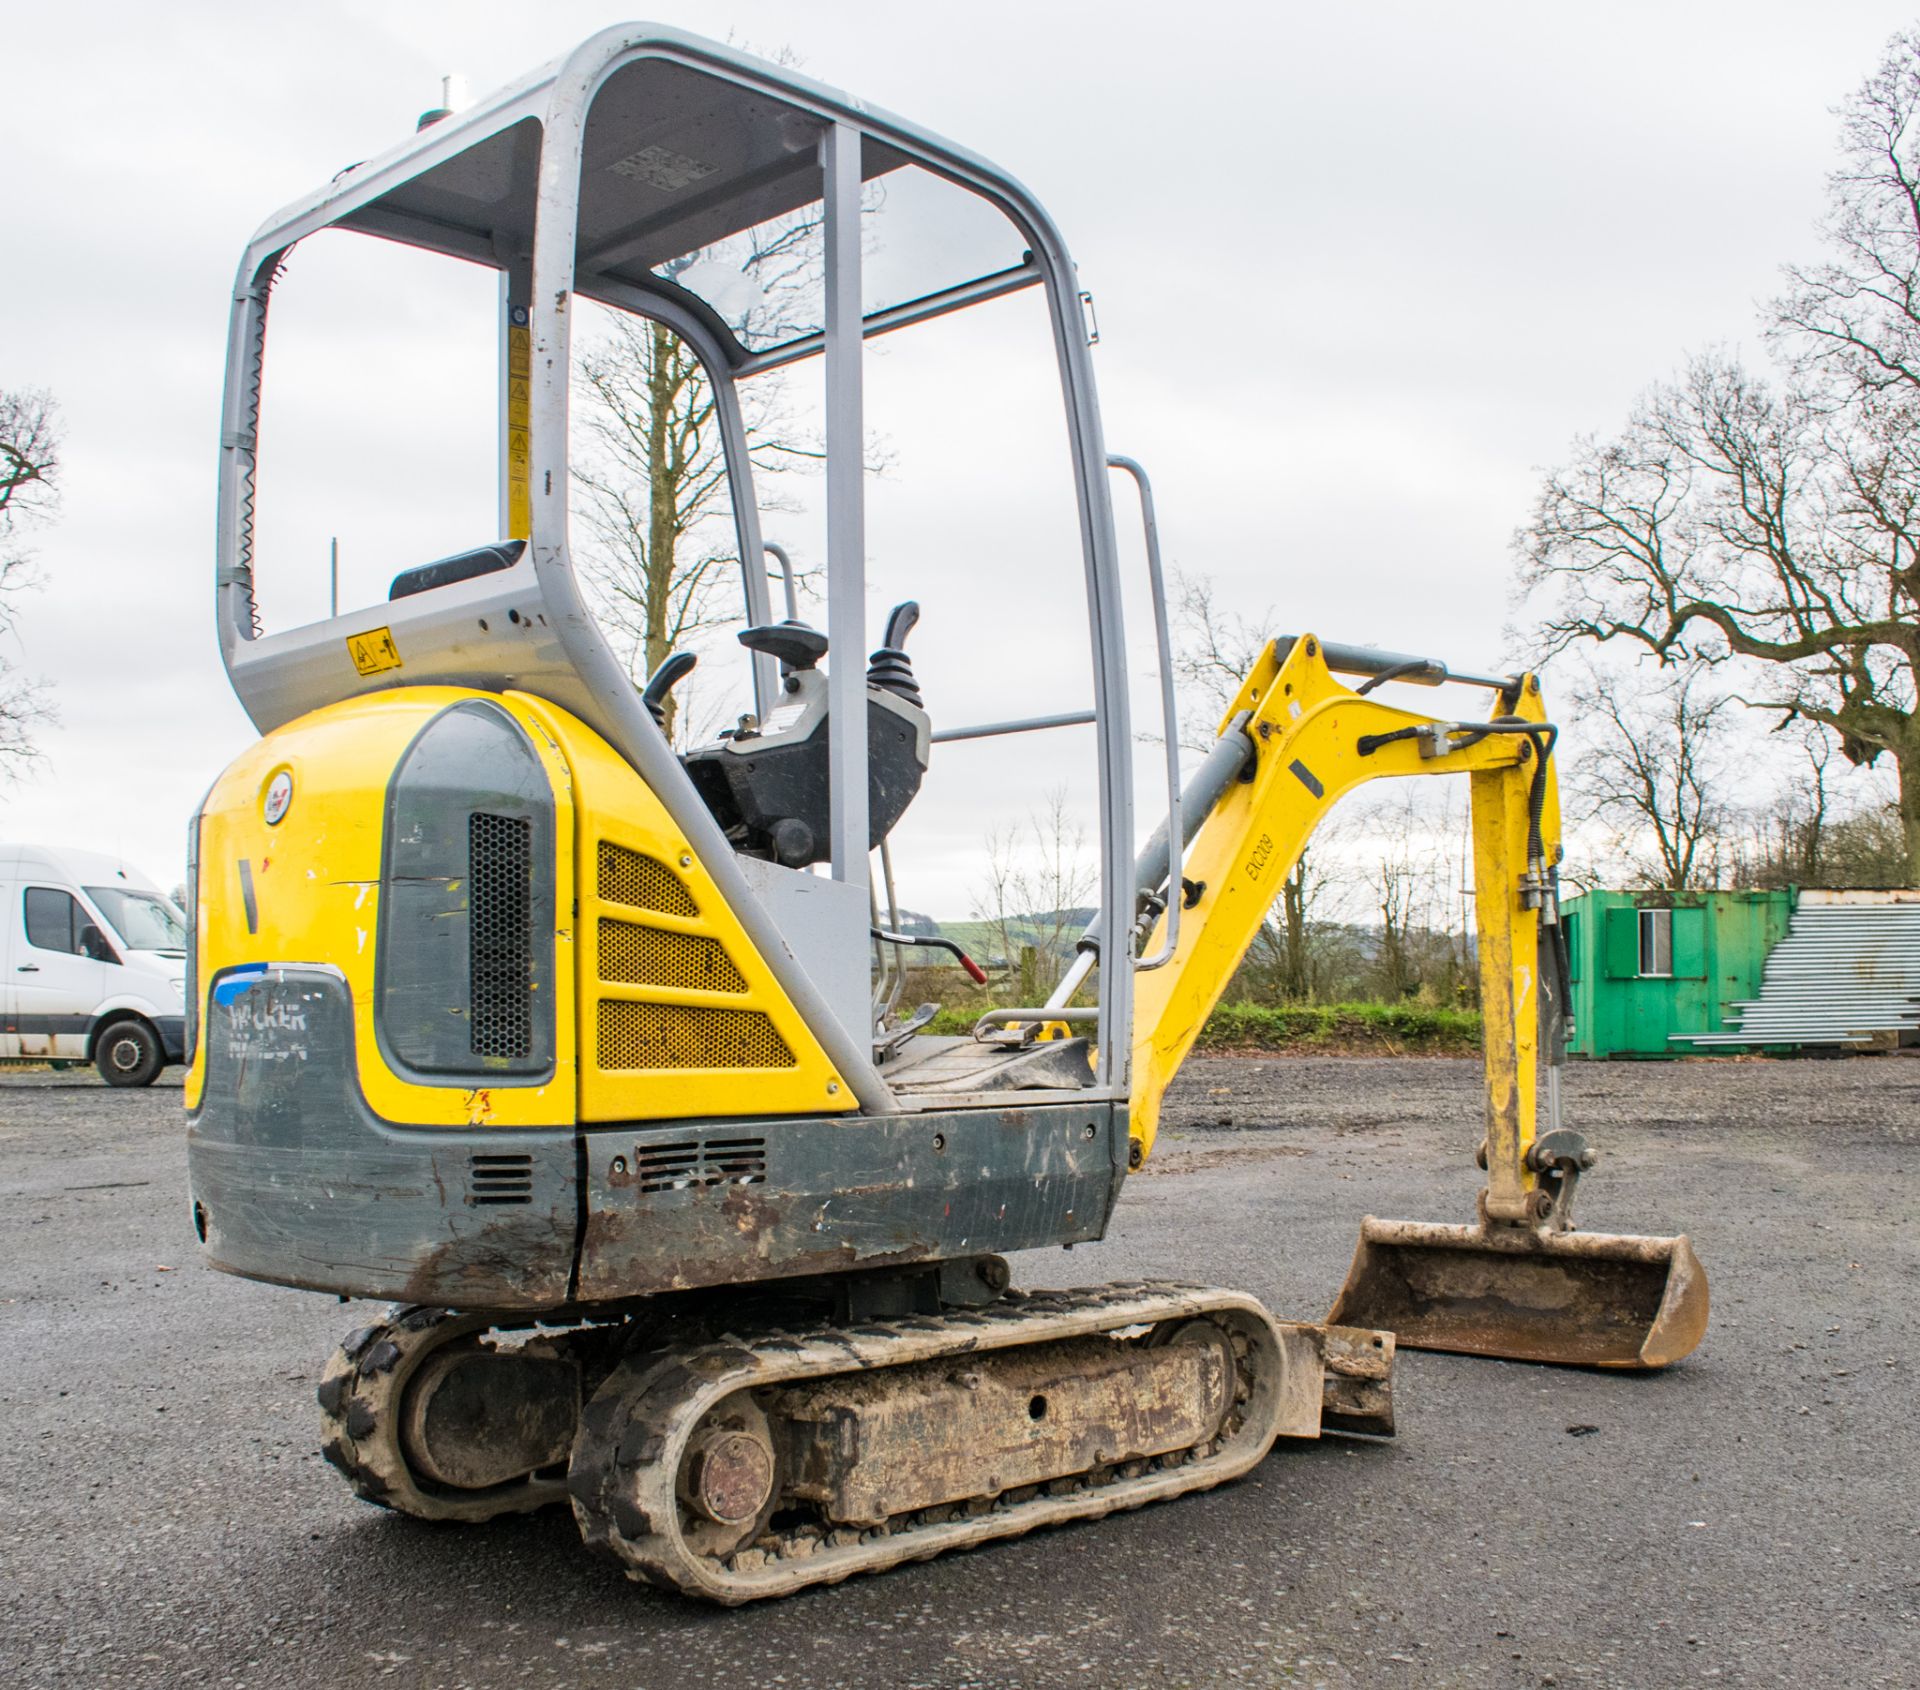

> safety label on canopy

[{"left": 347, "top": 627, "right": 403, "bottom": 675}]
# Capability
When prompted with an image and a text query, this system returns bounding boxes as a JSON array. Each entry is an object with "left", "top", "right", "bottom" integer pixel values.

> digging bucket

[{"left": 1327, "top": 1217, "right": 1708, "bottom": 1371}]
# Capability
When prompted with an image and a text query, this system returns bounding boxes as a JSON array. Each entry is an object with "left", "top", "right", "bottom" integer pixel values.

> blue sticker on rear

[{"left": 211, "top": 965, "right": 269, "bottom": 1007}]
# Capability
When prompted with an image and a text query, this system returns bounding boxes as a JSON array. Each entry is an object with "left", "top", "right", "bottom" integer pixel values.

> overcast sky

[{"left": 5, "top": 0, "right": 1913, "bottom": 912}]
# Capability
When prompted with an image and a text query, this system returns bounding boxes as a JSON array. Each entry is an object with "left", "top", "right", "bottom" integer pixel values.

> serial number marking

[{"left": 1245, "top": 832, "right": 1275, "bottom": 882}]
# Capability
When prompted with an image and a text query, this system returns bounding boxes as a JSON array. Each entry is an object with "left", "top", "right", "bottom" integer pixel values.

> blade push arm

[{"left": 1127, "top": 635, "right": 1560, "bottom": 1203}]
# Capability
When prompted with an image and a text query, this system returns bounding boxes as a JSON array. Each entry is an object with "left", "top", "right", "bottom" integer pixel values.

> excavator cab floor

[
  {"left": 1328, "top": 1217, "right": 1709, "bottom": 1371},
  {"left": 882, "top": 1034, "right": 1096, "bottom": 1096}
]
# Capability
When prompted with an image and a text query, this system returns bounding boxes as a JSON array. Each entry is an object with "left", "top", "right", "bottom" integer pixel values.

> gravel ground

[{"left": 1, "top": 1054, "right": 1915, "bottom": 1689}]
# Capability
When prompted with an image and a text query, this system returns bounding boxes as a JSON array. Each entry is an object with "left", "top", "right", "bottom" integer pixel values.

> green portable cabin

[{"left": 1561, "top": 889, "right": 1795, "bottom": 1058}]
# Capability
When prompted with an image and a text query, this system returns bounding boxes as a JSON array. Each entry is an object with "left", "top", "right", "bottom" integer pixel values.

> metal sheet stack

[{"left": 1677, "top": 893, "right": 1920, "bottom": 1050}]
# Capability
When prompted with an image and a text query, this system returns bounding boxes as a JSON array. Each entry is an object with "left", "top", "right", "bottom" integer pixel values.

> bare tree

[
  {"left": 0, "top": 388, "right": 59, "bottom": 769},
  {"left": 1275, "top": 853, "right": 1317, "bottom": 1000},
  {"left": 1810, "top": 798, "right": 1912, "bottom": 884},
  {"left": 1518, "top": 31, "right": 1920, "bottom": 879},
  {"left": 1739, "top": 728, "right": 1838, "bottom": 886},
  {"left": 571, "top": 143, "right": 892, "bottom": 744},
  {"left": 1559, "top": 654, "right": 1735, "bottom": 890},
  {"left": 1775, "top": 27, "right": 1920, "bottom": 398},
  {"left": 572, "top": 210, "right": 833, "bottom": 740},
  {"left": 1725, "top": 732, "right": 1911, "bottom": 886},
  {"left": 1355, "top": 790, "right": 1474, "bottom": 1001},
  {"left": 971, "top": 790, "right": 1097, "bottom": 1001},
  {"left": 1170, "top": 569, "right": 1271, "bottom": 752},
  {"left": 1235, "top": 847, "right": 1334, "bottom": 1002},
  {"left": 0, "top": 390, "right": 57, "bottom": 536},
  {"left": 1372, "top": 848, "right": 1419, "bottom": 1001}
]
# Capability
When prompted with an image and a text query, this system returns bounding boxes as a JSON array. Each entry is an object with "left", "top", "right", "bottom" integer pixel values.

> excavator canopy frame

[{"left": 211, "top": 25, "right": 1140, "bottom": 1109}]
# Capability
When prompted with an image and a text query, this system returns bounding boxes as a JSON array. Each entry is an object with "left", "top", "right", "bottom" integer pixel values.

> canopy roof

[{"left": 246, "top": 28, "right": 1008, "bottom": 363}]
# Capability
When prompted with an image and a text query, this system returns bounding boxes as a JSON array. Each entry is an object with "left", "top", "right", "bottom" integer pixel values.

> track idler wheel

[{"left": 317, "top": 1306, "right": 577, "bottom": 1522}]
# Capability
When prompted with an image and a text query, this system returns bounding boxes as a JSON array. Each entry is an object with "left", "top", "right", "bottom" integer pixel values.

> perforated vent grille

[
  {"left": 597, "top": 918, "right": 746, "bottom": 993},
  {"left": 597, "top": 1001, "right": 796, "bottom": 1071},
  {"left": 469, "top": 812, "right": 532, "bottom": 1059},
  {"left": 633, "top": 1135, "right": 768, "bottom": 1193},
  {"left": 468, "top": 1153, "right": 533, "bottom": 1205},
  {"left": 598, "top": 841, "right": 696, "bottom": 916}
]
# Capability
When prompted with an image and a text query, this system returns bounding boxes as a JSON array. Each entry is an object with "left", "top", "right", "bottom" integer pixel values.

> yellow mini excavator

[{"left": 186, "top": 27, "right": 1707, "bottom": 1603}]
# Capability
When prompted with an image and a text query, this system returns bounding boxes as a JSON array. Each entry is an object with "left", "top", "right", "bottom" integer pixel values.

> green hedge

[
  {"left": 919, "top": 1000, "right": 1481, "bottom": 1054},
  {"left": 1196, "top": 1001, "right": 1481, "bottom": 1054}
]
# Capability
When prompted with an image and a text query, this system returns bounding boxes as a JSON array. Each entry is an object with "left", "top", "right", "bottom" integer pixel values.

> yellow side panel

[
  {"left": 506, "top": 695, "right": 854, "bottom": 1123},
  {"left": 185, "top": 687, "right": 576, "bottom": 1127}
]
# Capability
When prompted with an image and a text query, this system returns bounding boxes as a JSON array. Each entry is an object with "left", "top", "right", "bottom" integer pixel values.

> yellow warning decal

[
  {"left": 507, "top": 319, "right": 532, "bottom": 540},
  {"left": 347, "top": 627, "right": 403, "bottom": 676}
]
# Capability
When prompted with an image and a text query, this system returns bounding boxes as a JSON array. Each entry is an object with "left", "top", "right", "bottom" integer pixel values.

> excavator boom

[{"left": 1123, "top": 634, "right": 1708, "bottom": 1371}]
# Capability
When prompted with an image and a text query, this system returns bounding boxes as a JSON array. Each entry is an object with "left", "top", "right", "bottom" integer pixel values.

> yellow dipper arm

[{"left": 1128, "top": 635, "right": 1559, "bottom": 1224}]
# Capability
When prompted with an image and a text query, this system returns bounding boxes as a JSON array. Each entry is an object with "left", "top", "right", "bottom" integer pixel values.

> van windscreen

[{"left": 86, "top": 888, "right": 187, "bottom": 954}]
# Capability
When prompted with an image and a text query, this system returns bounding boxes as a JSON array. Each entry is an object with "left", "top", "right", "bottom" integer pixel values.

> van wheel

[{"left": 96, "top": 1020, "right": 163, "bottom": 1088}]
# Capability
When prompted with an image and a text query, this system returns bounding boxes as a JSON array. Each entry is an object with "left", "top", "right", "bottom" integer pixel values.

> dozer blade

[{"left": 1328, "top": 1217, "right": 1709, "bottom": 1371}]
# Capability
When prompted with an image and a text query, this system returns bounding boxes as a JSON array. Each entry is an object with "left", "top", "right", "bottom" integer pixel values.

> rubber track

[
  {"left": 567, "top": 1281, "right": 1286, "bottom": 1603},
  {"left": 317, "top": 1305, "right": 572, "bottom": 1523}
]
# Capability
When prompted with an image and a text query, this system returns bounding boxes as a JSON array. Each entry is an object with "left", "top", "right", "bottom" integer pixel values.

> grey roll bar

[
  {"left": 1108, "top": 454, "right": 1183, "bottom": 973},
  {"left": 930, "top": 709, "right": 1096, "bottom": 746},
  {"left": 763, "top": 542, "right": 800, "bottom": 623}
]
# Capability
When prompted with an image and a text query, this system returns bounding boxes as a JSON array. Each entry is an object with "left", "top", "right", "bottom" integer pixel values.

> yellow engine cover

[{"left": 188, "top": 687, "right": 849, "bottom": 1125}]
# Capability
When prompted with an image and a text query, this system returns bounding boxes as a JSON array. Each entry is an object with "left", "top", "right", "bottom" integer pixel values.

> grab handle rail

[{"left": 1108, "top": 454, "right": 1182, "bottom": 971}]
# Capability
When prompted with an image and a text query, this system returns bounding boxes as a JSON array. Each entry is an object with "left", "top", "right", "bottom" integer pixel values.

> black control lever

[
  {"left": 868, "top": 601, "right": 923, "bottom": 708},
  {"left": 640, "top": 651, "right": 697, "bottom": 730},
  {"left": 882, "top": 601, "right": 919, "bottom": 651}
]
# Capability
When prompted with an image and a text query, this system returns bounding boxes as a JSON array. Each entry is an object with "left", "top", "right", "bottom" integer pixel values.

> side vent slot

[
  {"left": 634, "top": 1134, "right": 769, "bottom": 1194},
  {"left": 598, "top": 841, "right": 697, "bottom": 916},
  {"left": 703, "top": 1135, "right": 769, "bottom": 1184},
  {"left": 634, "top": 1140, "right": 702, "bottom": 1193},
  {"left": 469, "top": 1153, "right": 534, "bottom": 1206},
  {"left": 598, "top": 917, "right": 747, "bottom": 992},
  {"left": 597, "top": 1002, "right": 796, "bottom": 1071}
]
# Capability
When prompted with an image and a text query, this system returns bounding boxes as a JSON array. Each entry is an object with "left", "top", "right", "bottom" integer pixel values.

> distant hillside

[{"left": 910, "top": 908, "right": 1096, "bottom": 969}]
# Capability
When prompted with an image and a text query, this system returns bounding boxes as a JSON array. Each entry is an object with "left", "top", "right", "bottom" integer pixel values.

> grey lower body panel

[
  {"left": 574, "top": 1104, "right": 1127, "bottom": 1300},
  {"left": 187, "top": 966, "right": 576, "bottom": 1308},
  {"left": 154, "top": 1016, "right": 187, "bottom": 1062},
  {"left": 188, "top": 966, "right": 1128, "bottom": 1312}
]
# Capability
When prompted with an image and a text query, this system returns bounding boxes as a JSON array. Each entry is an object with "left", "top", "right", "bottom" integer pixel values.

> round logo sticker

[{"left": 263, "top": 769, "right": 294, "bottom": 826}]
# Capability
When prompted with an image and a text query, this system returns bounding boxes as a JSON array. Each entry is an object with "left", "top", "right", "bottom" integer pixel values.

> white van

[{"left": 0, "top": 844, "right": 188, "bottom": 1086}]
